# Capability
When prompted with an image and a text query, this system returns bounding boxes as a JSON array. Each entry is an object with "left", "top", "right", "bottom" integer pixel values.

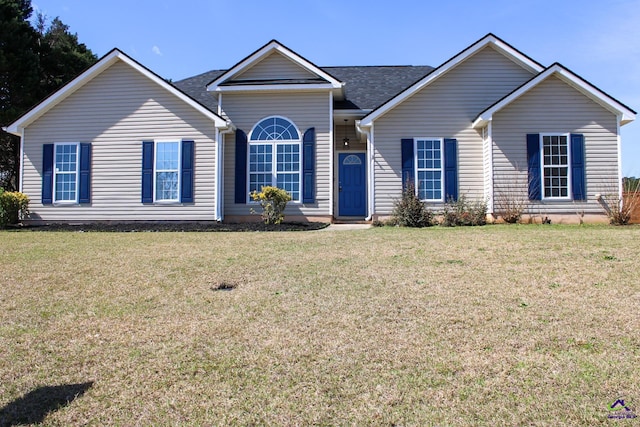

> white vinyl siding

[
  {"left": 372, "top": 45, "right": 536, "bottom": 214},
  {"left": 235, "top": 52, "right": 318, "bottom": 81},
  {"left": 492, "top": 75, "right": 619, "bottom": 215},
  {"left": 21, "top": 60, "right": 218, "bottom": 221},
  {"left": 221, "top": 91, "right": 331, "bottom": 217}
]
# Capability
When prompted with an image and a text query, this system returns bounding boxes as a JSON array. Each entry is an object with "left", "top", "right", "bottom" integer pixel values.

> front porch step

[{"left": 332, "top": 219, "right": 372, "bottom": 225}]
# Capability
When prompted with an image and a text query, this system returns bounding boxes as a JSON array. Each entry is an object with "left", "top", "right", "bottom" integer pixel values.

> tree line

[{"left": 1, "top": 0, "right": 97, "bottom": 190}]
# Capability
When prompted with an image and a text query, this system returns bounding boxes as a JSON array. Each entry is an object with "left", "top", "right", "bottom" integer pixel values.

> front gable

[
  {"left": 233, "top": 51, "right": 322, "bottom": 82},
  {"left": 6, "top": 49, "right": 229, "bottom": 135},
  {"left": 359, "top": 34, "right": 544, "bottom": 127},
  {"left": 206, "top": 40, "right": 343, "bottom": 94},
  {"left": 473, "top": 63, "right": 636, "bottom": 128}
]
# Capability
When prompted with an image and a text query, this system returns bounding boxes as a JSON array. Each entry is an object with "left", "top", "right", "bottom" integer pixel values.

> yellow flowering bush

[
  {"left": 0, "top": 189, "right": 30, "bottom": 226},
  {"left": 250, "top": 186, "right": 291, "bottom": 224}
]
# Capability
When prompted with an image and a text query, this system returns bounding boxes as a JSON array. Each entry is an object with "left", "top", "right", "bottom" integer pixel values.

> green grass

[{"left": 1, "top": 225, "right": 639, "bottom": 425}]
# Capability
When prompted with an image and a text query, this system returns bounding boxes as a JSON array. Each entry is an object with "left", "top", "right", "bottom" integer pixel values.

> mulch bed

[{"left": 4, "top": 221, "right": 330, "bottom": 232}]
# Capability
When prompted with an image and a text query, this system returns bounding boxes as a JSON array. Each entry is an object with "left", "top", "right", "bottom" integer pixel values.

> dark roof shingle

[{"left": 174, "top": 64, "right": 435, "bottom": 112}]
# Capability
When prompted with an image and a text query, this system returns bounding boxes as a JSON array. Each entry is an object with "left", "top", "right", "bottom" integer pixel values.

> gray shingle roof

[
  {"left": 173, "top": 65, "right": 435, "bottom": 112},
  {"left": 324, "top": 66, "right": 434, "bottom": 110},
  {"left": 173, "top": 69, "right": 225, "bottom": 111}
]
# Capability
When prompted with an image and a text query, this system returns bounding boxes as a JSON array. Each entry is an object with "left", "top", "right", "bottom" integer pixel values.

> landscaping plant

[
  {"left": 391, "top": 181, "right": 434, "bottom": 227},
  {"left": 250, "top": 186, "right": 292, "bottom": 224},
  {"left": 0, "top": 188, "right": 29, "bottom": 226}
]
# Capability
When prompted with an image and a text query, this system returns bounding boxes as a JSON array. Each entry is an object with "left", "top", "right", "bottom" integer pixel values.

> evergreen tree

[
  {"left": 0, "top": 0, "right": 96, "bottom": 190},
  {"left": 0, "top": 0, "right": 40, "bottom": 190}
]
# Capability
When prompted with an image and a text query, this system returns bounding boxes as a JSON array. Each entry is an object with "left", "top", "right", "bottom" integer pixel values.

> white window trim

[
  {"left": 153, "top": 140, "right": 181, "bottom": 203},
  {"left": 247, "top": 116, "right": 302, "bottom": 203},
  {"left": 53, "top": 142, "right": 79, "bottom": 204},
  {"left": 414, "top": 137, "right": 445, "bottom": 202},
  {"left": 540, "top": 133, "right": 572, "bottom": 201}
]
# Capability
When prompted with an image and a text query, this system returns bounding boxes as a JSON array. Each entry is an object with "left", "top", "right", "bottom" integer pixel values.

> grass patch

[{"left": 1, "top": 225, "right": 639, "bottom": 425}]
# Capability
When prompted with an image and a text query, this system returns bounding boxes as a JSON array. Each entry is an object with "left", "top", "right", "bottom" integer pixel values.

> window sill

[
  {"left": 153, "top": 201, "right": 182, "bottom": 205},
  {"left": 541, "top": 197, "right": 574, "bottom": 202}
]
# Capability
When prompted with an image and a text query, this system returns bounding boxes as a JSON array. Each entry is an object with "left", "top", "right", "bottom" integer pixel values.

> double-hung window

[
  {"left": 154, "top": 141, "right": 180, "bottom": 202},
  {"left": 248, "top": 116, "right": 301, "bottom": 201},
  {"left": 141, "top": 140, "right": 194, "bottom": 204},
  {"left": 54, "top": 143, "right": 79, "bottom": 203},
  {"left": 541, "top": 134, "right": 570, "bottom": 199},
  {"left": 415, "top": 138, "right": 444, "bottom": 201}
]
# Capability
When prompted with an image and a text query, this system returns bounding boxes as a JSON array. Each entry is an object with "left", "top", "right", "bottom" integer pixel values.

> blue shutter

[
  {"left": 302, "top": 127, "right": 315, "bottom": 203},
  {"left": 570, "top": 134, "right": 585, "bottom": 200},
  {"left": 141, "top": 141, "right": 154, "bottom": 203},
  {"left": 444, "top": 138, "right": 458, "bottom": 201},
  {"left": 42, "top": 144, "right": 54, "bottom": 204},
  {"left": 235, "top": 129, "right": 248, "bottom": 204},
  {"left": 527, "top": 134, "right": 541, "bottom": 200},
  {"left": 79, "top": 143, "right": 91, "bottom": 204},
  {"left": 181, "top": 140, "right": 194, "bottom": 203},
  {"left": 401, "top": 139, "right": 414, "bottom": 191}
]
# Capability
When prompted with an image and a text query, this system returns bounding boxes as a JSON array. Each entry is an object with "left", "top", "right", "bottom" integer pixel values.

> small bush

[
  {"left": 0, "top": 189, "right": 30, "bottom": 226},
  {"left": 250, "top": 186, "right": 292, "bottom": 225},
  {"left": 391, "top": 181, "right": 433, "bottom": 227},
  {"left": 601, "top": 179, "right": 640, "bottom": 225},
  {"left": 441, "top": 195, "right": 487, "bottom": 227}
]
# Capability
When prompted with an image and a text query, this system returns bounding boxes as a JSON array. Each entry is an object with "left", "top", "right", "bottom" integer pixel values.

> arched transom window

[{"left": 248, "top": 116, "right": 301, "bottom": 201}]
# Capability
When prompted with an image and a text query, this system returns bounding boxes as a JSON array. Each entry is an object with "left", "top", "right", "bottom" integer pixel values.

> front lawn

[{"left": 1, "top": 225, "right": 638, "bottom": 425}]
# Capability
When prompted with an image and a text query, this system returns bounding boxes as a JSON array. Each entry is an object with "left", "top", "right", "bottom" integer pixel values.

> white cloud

[{"left": 152, "top": 46, "right": 162, "bottom": 56}]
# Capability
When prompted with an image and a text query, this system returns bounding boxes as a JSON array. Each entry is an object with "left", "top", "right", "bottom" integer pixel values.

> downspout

[
  {"left": 329, "top": 92, "right": 334, "bottom": 217},
  {"left": 356, "top": 120, "right": 374, "bottom": 221},
  {"left": 486, "top": 120, "right": 494, "bottom": 214},
  {"left": 216, "top": 121, "right": 235, "bottom": 222},
  {"left": 617, "top": 114, "right": 623, "bottom": 202}
]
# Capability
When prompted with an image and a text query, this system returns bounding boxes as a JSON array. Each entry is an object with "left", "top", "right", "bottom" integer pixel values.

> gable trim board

[
  {"left": 206, "top": 40, "right": 344, "bottom": 94},
  {"left": 5, "top": 34, "right": 635, "bottom": 223},
  {"left": 473, "top": 63, "right": 636, "bottom": 129},
  {"left": 5, "top": 49, "right": 232, "bottom": 136},
  {"left": 358, "top": 33, "right": 545, "bottom": 128}
]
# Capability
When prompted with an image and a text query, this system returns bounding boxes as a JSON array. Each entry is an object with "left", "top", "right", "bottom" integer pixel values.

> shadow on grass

[{"left": 0, "top": 382, "right": 93, "bottom": 426}]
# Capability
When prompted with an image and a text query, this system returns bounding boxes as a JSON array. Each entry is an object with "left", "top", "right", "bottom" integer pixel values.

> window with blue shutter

[
  {"left": 406, "top": 137, "right": 457, "bottom": 201},
  {"left": 570, "top": 134, "right": 586, "bottom": 200},
  {"left": 181, "top": 140, "right": 194, "bottom": 203},
  {"left": 527, "top": 133, "right": 541, "bottom": 200},
  {"left": 528, "top": 133, "right": 585, "bottom": 201},
  {"left": 444, "top": 139, "right": 458, "bottom": 201},
  {"left": 79, "top": 143, "right": 91, "bottom": 203},
  {"left": 42, "top": 144, "right": 54, "bottom": 205},
  {"left": 302, "top": 127, "right": 315, "bottom": 203},
  {"left": 141, "top": 139, "right": 194, "bottom": 203},
  {"left": 235, "top": 129, "right": 248, "bottom": 204},
  {"left": 246, "top": 116, "right": 302, "bottom": 202},
  {"left": 141, "top": 141, "right": 154, "bottom": 203},
  {"left": 401, "top": 138, "right": 414, "bottom": 191}
]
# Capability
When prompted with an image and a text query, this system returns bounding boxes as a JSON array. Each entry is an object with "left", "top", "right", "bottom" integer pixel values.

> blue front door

[{"left": 339, "top": 153, "right": 366, "bottom": 217}]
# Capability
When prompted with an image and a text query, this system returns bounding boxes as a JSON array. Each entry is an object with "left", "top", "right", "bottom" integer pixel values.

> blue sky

[{"left": 32, "top": 0, "right": 640, "bottom": 176}]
